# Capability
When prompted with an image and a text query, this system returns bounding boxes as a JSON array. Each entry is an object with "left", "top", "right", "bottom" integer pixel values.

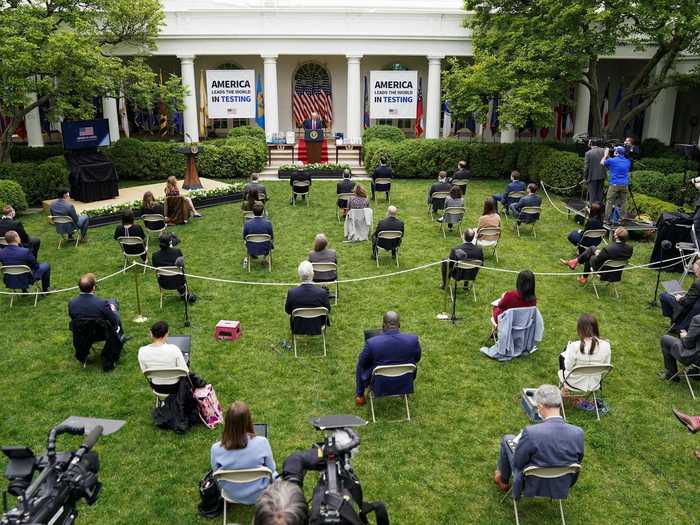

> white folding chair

[
  {"left": 512, "top": 464, "right": 582, "bottom": 525},
  {"left": 291, "top": 306, "right": 329, "bottom": 358},
  {"left": 141, "top": 214, "right": 167, "bottom": 236},
  {"left": 142, "top": 367, "right": 189, "bottom": 406},
  {"left": 48, "top": 215, "right": 80, "bottom": 248},
  {"left": 441, "top": 207, "right": 466, "bottom": 238},
  {"left": 0, "top": 237, "right": 8, "bottom": 247},
  {"left": 476, "top": 226, "right": 501, "bottom": 262},
  {"left": 429, "top": 191, "right": 450, "bottom": 219},
  {"left": 368, "top": 364, "right": 417, "bottom": 423},
  {"left": 244, "top": 234, "right": 272, "bottom": 272},
  {"left": 589, "top": 258, "right": 630, "bottom": 299},
  {"left": 337, "top": 192, "right": 354, "bottom": 222},
  {"left": 677, "top": 224, "right": 699, "bottom": 284},
  {"left": 311, "top": 262, "right": 339, "bottom": 305},
  {"left": 242, "top": 210, "right": 256, "bottom": 222},
  {"left": 576, "top": 229, "right": 608, "bottom": 253},
  {"left": 503, "top": 191, "right": 526, "bottom": 221},
  {"left": 373, "top": 178, "right": 392, "bottom": 203},
  {"left": 515, "top": 206, "right": 542, "bottom": 238},
  {"left": 155, "top": 266, "right": 187, "bottom": 309},
  {"left": 446, "top": 259, "right": 482, "bottom": 304},
  {"left": 452, "top": 179, "right": 468, "bottom": 193},
  {"left": 0, "top": 264, "right": 40, "bottom": 307},
  {"left": 559, "top": 364, "right": 613, "bottom": 421},
  {"left": 667, "top": 363, "right": 700, "bottom": 400},
  {"left": 291, "top": 180, "right": 310, "bottom": 206},
  {"left": 117, "top": 236, "right": 148, "bottom": 272},
  {"left": 375, "top": 230, "right": 402, "bottom": 268},
  {"left": 213, "top": 467, "right": 274, "bottom": 525}
]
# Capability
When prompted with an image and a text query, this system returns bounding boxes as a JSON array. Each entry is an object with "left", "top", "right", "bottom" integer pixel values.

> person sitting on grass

[
  {"left": 0, "top": 230, "right": 51, "bottom": 293},
  {"left": 492, "top": 270, "right": 537, "bottom": 325},
  {"left": 494, "top": 385, "right": 584, "bottom": 496},
  {"left": 164, "top": 176, "right": 202, "bottom": 218},
  {"left": 440, "top": 229, "right": 483, "bottom": 291},
  {"left": 243, "top": 202, "right": 274, "bottom": 268},
  {"left": 566, "top": 202, "right": 604, "bottom": 251},
  {"left": 211, "top": 401, "right": 277, "bottom": 505},
  {"left": 113, "top": 209, "right": 147, "bottom": 262},
  {"left": 559, "top": 227, "right": 632, "bottom": 285},
  {"left": 152, "top": 232, "right": 197, "bottom": 304},
  {"left": 308, "top": 233, "right": 337, "bottom": 283},
  {"left": 492, "top": 170, "right": 525, "bottom": 216}
]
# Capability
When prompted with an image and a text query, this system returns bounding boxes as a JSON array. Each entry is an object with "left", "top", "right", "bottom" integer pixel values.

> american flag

[{"left": 293, "top": 65, "right": 333, "bottom": 127}]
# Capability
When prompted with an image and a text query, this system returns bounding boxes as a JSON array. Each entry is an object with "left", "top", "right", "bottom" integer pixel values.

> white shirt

[
  {"left": 560, "top": 338, "right": 611, "bottom": 391},
  {"left": 137, "top": 342, "right": 188, "bottom": 384}
]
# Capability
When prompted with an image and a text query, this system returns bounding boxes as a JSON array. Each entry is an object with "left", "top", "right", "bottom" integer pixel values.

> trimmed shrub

[
  {"left": 227, "top": 125, "right": 266, "bottom": 142},
  {"left": 468, "top": 143, "right": 514, "bottom": 179},
  {"left": 389, "top": 139, "right": 471, "bottom": 178},
  {"left": 0, "top": 180, "right": 28, "bottom": 212},
  {"left": 633, "top": 193, "right": 685, "bottom": 220},
  {"left": 630, "top": 170, "right": 697, "bottom": 206},
  {"left": 196, "top": 138, "right": 266, "bottom": 179},
  {"left": 529, "top": 150, "right": 583, "bottom": 196},
  {"left": 639, "top": 138, "right": 672, "bottom": 158},
  {"left": 362, "top": 125, "right": 406, "bottom": 144},
  {"left": 364, "top": 140, "right": 398, "bottom": 173},
  {"left": 107, "top": 139, "right": 186, "bottom": 181},
  {"left": 0, "top": 160, "right": 69, "bottom": 204},
  {"left": 636, "top": 156, "right": 694, "bottom": 175},
  {"left": 9, "top": 144, "right": 64, "bottom": 163}
]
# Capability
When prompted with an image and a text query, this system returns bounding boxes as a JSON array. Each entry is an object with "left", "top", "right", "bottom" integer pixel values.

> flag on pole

[
  {"left": 555, "top": 105, "right": 563, "bottom": 141},
  {"left": 171, "top": 97, "right": 183, "bottom": 135},
  {"left": 564, "top": 107, "right": 574, "bottom": 136},
  {"left": 363, "top": 76, "right": 370, "bottom": 129},
  {"left": 465, "top": 112, "right": 476, "bottom": 134},
  {"left": 158, "top": 71, "right": 168, "bottom": 137},
  {"left": 415, "top": 78, "right": 424, "bottom": 137},
  {"left": 489, "top": 96, "right": 499, "bottom": 134},
  {"left": 442, "top": 100, "right": 452, "bottom": 138},
  {"left": 199, "top": 69, "right": 207, "bottom": 139},
  {"left": 255, "top": 73, "right": 265, "bottom": 130},
  {"left": 601, "top": 83, "right": 609, "bottom": 130}
]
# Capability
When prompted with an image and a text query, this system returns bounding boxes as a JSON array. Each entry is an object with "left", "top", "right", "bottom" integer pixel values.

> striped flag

[
  {"left": 489, "top": 96, "right": 499, "bottom": 134},
  {"left": 158, "top": 71, "right": 168, "bottom": 137},
  {"left": 601, "top": 83, "right": 609, "bottom": 129},
  {"left": 363, "top": 75, "right": 370, "bottom": 129},
  {"left": 442, "top": 100, "right": 451, "bottom": 137},
  {"left": 255, "top": 73, "right": 265, "bottom": 130},
  {"left": 564, "top": 107, "right": 574, "bottom": 136},
  {"left": 292, "top": 65, "right": 333, "bottom": 127},
  {"left": 415, "top": 78, "right": 424, "bottom": 137}
]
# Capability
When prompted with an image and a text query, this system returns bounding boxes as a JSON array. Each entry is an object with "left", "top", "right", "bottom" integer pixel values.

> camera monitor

[{"left": 61, "top": 119, "right": 111, "bottom": 150}]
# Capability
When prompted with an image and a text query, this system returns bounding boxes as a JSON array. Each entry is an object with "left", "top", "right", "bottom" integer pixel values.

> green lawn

[{"left": 1, "top": 179, "right": 697, "bottom": 525}]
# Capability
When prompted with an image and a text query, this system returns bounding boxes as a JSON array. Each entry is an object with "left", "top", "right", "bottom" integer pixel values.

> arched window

[{"left": 292, "top": 63, "right": 333, "bottom": 127}]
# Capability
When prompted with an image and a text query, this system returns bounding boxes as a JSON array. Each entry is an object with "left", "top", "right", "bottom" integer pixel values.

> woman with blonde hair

[{"left": 164, "top": 176, "right": 202, "bottom": 218}]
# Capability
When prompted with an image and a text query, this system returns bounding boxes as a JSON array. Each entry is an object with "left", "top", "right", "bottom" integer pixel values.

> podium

[
  {"left": 304, "top": 128, "right": 324, "bottom": 164},
  {"left": 177, "top": 144, "right": 203, "bottom": 190}
]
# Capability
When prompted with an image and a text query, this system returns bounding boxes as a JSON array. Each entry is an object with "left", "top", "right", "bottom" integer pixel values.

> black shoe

[
  {"left": 187, "top": 293, "right": 198, "bottom": 304},
  {"left": 658, "top": 370, "right": 680, "bottom": 382},
  {"left": 103, "top": 364, "right": 116, "bottom": 373}
]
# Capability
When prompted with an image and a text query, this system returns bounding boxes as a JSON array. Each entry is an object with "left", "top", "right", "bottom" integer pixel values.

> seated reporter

[
  {"left": 284, "top": 261, "right": 331, "bottom": 335},
  {"left": 348, "top": 184, "right": 370, "bottom": 210},
  {"left": 337, "top": 168, "right": 356, "bottom": 211},
  {"left": 451, "top": 160, "right": 471, "bottom": 182},
  {"left": 152, "top": 232, "right": 197, "bottom": 304},
  {"left": 475, "top": 198, "right": 501, "bottom": 235},
  {"left": 372, "top": 205, "right": 404, "bottom": 258},
  {"left": 427, "top": 171, "right": 451, "bottom": 213},
  {"left": 560, "top": 227, "right": 633, "bottom": 285},
  {"left": 243, "top": 202, "right": 274, "bottom": 267},
  {"left": 0, "top": 230, "right": 51, "bottom": 292},
  {"left": 307, "top": 233, "right": 337, "bottom": 282},
  {"left": 492, "top": 170, "right": 525, "bottom": 216},
  {"left": 660, "top": 260, "right": 700, "bottom": 333},
  {"left": 566, "top": 202, "right": 604, "bottom": 250},
  {"left": 141, "top": 191, "right": 166, "bottom": 231},
  {"left": 492, "top": 270, "right": 537, "bottom": 324},
  {"left": 371, "top": 156, "right": 393, "bottom": 201},
  {"left": 254, "top": 481, "right": 308, "bottom": 525},
  {"left": 244, "top": 174, "right": 267, "bottom": 202},
  {"left": 559, "top": 314, "right": 611, "bottom": 397},
  {"left": 494, "top": 385, "right": 584, "bottom": 495},
  {"left": 165, "top": 176, "right": 202, "bottom": 218},
  {"left": 509, "top": 183, "right": 542, "bottom": 222},
  {"left": 355, "top": 311, "right": 421, "bottom": 406},
  {"left": 242, "top": 188, "right": 264, "bottom": 213},
  {"left": 0, "top": 205, "right": 40, "bottom": 257},
  {"left": 658, "top": 313, "right": 700, "bottom": 381},
  {"left": 440, "top": 229, "right": 483, "bottom": 290},
  {"left": 113, "top": 209, "right": 147, "bottom": 261},
  {"left": 289, "top": 167, "right": 311, "bottom": 204},
  {"left": 437, "top": 185, "right": 465, "bottom": 230},
  {"left": 49, "top": 188, "right": 89, "bottom": 241},
  {"left": 211, "top": 401, "right": 277, "bottom": 505}
]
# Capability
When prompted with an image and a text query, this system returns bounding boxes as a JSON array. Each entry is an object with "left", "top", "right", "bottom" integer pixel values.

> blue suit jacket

[
  {"left": 511, "top": 194, "right": 542, "bottom": 221},
  {"left": 355, "top": 329, "right": 421, "bottom": 396},
  {"left": 284, "top": 283, "right": 331, "bottom": 335},
  {"left": 0, "top": 245, "right": 39, "bottom": 289},
  {"left": 49, "top": 199, "right": 80, "bottom": 235},
  {"left": 512, "top": 416, "right": 584, "bottom": 499},
  {"left": 68, "top": 293, "right": 121, "bottom": 331},
  {"left": 503, "top": 180, "right": 526, "bottom": 206},
  {"left": 243, "top": 217, "right": 274, "bottom": 256}
]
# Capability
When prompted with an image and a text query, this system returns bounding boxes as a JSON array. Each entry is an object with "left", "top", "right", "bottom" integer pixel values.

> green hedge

[
  {"left": 633, "top": 193, "right": 685, "bottom": 218},
  {"left": 227, "top": 125, "right": 266, "bottom": 142},
  {"left": 629, "top": 170, "right": 696, "bottom": 205},
  {"left": 9, "top": 144, "right": 64, "bottom": 163},
  {"left": 636, "top": 156, "right": 695, "bottom": 175},
  {"left": 363, "top": 140, "right": 398, "bottom": 172},
  {"left": 362, "top": 125, "right": 406, "bottom": 144},
  {"left": 0, "top": 180, "right": 28, "bottom": 212},
  {"left": 196, "top": 137, "right": 266, "bottom": 179},
  {"left": 107, "top": 139, "right": 186, "bottom": 181},
  {"left": 0, "top": 160, "right": 69, "bottom": 204}
]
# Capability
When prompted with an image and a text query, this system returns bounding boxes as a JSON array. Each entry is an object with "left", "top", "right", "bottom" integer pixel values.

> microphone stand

[{"left": 649, "top": 241, "right": 673, "bottom": 308}]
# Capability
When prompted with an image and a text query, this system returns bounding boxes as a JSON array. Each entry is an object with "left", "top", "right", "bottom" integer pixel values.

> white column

[
  {"left": 346, "top": 55, "right": 362, "bottom": 141},
  {"left": 262, "top": 55, "right": 279, "bottom": 136},
  {"left": 425, "top": 56, "right": 443, "bottom": 139},
  {"left": 500, "top": 126, "right": 516, "bottom": 143},
  {"left": 642, "top": 86, "right": 678, "bottom": 145},
  {"left": 178, "top": 55, "right": 199, "bottom": 143},
  {"left": 574, "top": 83, "right": 591, "bottom": 137},
  {"left": 102, "top": 96, "right": 120, "bottom": 143},
  {"left": 25, "top": 92, "right": 44, "bottom": 147}
]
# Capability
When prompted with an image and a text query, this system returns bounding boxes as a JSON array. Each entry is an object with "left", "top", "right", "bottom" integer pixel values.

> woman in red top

[{"left": 492, "top": 270, "right": 537, "bottom": 323}]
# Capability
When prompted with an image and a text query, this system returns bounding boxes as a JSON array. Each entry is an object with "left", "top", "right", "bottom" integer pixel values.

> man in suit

[
  {"left": 440, "top": 229, "right": 484, "bottom": 289},
  {"left": 303, "top": 111, "right": 325, "bottom": 164},
  {"left": 244, "top": 174, "right": 267, "bottom": 202},
  {"left": 243, "top": 202, "right": 274, "bottom": 266},
  {"left": 152, "top": 232, "right": 197, "bottom": 304},
  {"left": 49, "top": 188, "right": 90, "bottom": 241},
  {"left": 660, "top": 260, "right": 700, "bottom": 332},
  {"left": 302, "top": 111, "right": 324, "bottom": 132},
  {"left": 427, "top": 171, "right": 452, "bottom": 213},
  {"left": 285, "top": 260, "right": 331, "bottom": 335},
  {"left": 336, "top": 169, "right": 356, "bottom": 211},
  {"left": 561, "top": 227, "right": 633, "bottom": 285},
  {"left": 68, "top": 273, "right": 127, "bottom": 371},
  {"left": 289, "top": 166, "right": 311, "bottom": 204},
  {"left": 584, "top": 139, "right": 606, "bottom": 205},
  {"left": 492, "top": 170, "right": 526, "bottom": 216},
  {"left": 372, "top": 157, "right": 394, "bottom": 201},
  {"left": 372, "top": 205, "right": 404, "bottom": 258},
  {"left": 354, "top": 311, "right": 422, "bottom": 406},
  {"left": 494, "top": 385, "right": 584, "bottom": 498},
  {"left": 0, "top": 205, "right": 40, "bottom": 257},
  {"left": 0, "top": 231, "right": 51, "bottom": 292},
  {"left": 659, "top": 313, "right": 700, "bottom": 380},
  {"left": 451, "top": 160, "right": 471, "bottom": 182},
  {"left": 509, "top": 183, "right": 542, "bottom": 223}
]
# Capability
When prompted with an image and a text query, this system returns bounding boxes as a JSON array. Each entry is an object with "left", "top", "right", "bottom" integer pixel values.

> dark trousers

[
  {"left": 660, "top": 335, "right": 700, "bottom": 375},
  {"left": 33, "top": 263, "right": 51, "bottom": 291},
  {"left": 24, "top": 238, "right": 41, "bottom": 258},
  {"left": 587, "top": 180, "right": 604, "bottom": 206},
  {"left": 576, "top": 247, "right": 597, "bottom": 276},
  {"left": 497, "top": 435, "right": 517, "bottom": 482},
  {"left": 371, "top": 183, "right": 390, "bottom": 201},
  {"left": 372, "top": 237, "right": 396, "bottom": 258},
  {"left": 568, "top": 231, "right": 582, "bottom": 246},
  {"left": 661, "top": 293, "right": 700, "bottom": 331}
]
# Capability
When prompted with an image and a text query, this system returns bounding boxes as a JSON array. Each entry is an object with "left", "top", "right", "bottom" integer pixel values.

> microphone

[{"left": 185, "top": 133, "right": 192, "bottom": 144}]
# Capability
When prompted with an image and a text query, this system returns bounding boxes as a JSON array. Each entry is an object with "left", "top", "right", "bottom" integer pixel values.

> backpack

[
  {"left": 193, "top": 384, "right": 224, "bottom": 429},
  {"left": 198, "top": 469, "right": 223, "bottom": 518}
]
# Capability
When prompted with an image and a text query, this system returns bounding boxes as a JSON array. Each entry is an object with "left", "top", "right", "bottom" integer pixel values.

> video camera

[
  {"left": 1, "top": 424, "right": 103, "bottom": 525},
  {"left": 282, "top": 415, "right": 389, "bottom": 525}
]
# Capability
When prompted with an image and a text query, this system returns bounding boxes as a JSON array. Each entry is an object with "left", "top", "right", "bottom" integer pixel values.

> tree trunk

[
  {"left": 587, "top": 58, "right": 603, "bottom": 138},
  {"left": 0, "top": 120, "right": 18, "bottom": 164}
]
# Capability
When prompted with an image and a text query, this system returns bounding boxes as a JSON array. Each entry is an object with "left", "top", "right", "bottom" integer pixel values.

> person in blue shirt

[
  {"left": 602, "top": 146, "right": 632, "bottom": 224},
  {"left": 211, "top": 401, "right": 277, "bottom": 505},
  {"left": 492, "top": 170, "right": 526, "bottom": 216},
  {"left": 0, "top": 230, "right": 51, "bottom": 292},
  {"left": 243, "top": 202, "right": 274, "bottom": 267}
]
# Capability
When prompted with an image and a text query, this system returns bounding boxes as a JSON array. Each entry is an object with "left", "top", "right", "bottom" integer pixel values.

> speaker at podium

[{"left": 303, "top": 115, "right": 325, "bottom": 164}]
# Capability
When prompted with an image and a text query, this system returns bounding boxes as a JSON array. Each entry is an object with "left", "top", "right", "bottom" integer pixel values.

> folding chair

[
  {"left": 368, "top": 363, "right": 417, "bottom": 423},
  {"left": 576, "top": 229, "right": 607, "bottom": 254},
  {"left": 70, "top": 318, "right": 119, "bottom": 369},
  {"left": 0, "top": 264, "right": 40, "bottom": 307},
  {"left": 48, "top": 215, "right": 80, "bottom": 248},
  {"left": 375, "top": 230, "right": 402, "bottom": 267},
  {"left": 503, "top": 191, "right": 526, "bottom": 220},
  {"left": 291, "top": 306, "right": 329, "bottom": 358},
  {"left": 452, "top": 179, "right": 468, "bottom": 194},
  {"left": 373, "top": 178, "right": 392, "bottom": 203},
  {"left": 141, "top": 214, "right": 167, "bottom": 237},
  {"left": 291, "top": 180, "right": 310, "bottom": 206},
  {"left": 667, "top": 362, "right": 700, "bottom": 400},
  {"left": 242, "top": 210, "right": 255, "bottom": 222},
  {"left": 117, "top": 236, "right": 148, "bottom": 272},
  {"left": 677, "top": 224, "right": 699, "bottom": 284},
  {"left": 155, "top": 266, "right": 187, "bottom": 309},
  {"left": 446, "top": 259, "right": 482, "bottom": 306},
  {"left": 0, "top": 237, "right": 8, "bottom": 247},
  {"left": 512, "top": 464, "right": 581, "bottom": 525},
  {"left": 476, "top": 226, "right": 501, "bottom": 262},
  {"left": 244, "top": 234, "right": 272, "bottom": 272},
  {"left": 588, "top": 258, "right": 630, "bottom": 299},
  {"left": 429, "top": 191, "right": 450, "bottom": 219},
  {"left": 514, "top": 207, "right": 542, "bottom": 238},
  {"left": 311, "top": 261, "right": 339, "bottom": 305},
  {"left": 559, "top": 364, "right": 613, "bottom": 421},
  {"left": 142, "top": 367, "right": 189, "bottom": 406},
  {"left": 337, "top": 192, "right": 354, "bottom": 222},
  {"left": 441, "top": 207, "right": 466, "bottom": 238},
  {"left": 213, "top": 467, "right": 274, "bottom": 525}
]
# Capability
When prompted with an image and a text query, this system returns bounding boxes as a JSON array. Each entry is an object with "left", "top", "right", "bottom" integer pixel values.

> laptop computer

[
  {"left": 166, "top": 335, "right": 191, "bottom": 365},
  {"left": 254, "top": 423, "right": 268, "bottom": 438},
  {"left": 662, "top": 280, "right": 685, "bottom": 297}
]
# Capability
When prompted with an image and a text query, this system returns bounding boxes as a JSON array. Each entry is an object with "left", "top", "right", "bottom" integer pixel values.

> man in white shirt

[{"left": 138, "top": 320, "right": 188, "bottom": 386}]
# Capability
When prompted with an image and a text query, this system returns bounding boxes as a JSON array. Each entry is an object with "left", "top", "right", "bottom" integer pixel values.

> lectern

[
  {"left": 177, "top": 144, "right": 204, "bottom": 190},
  {"left": 304, "top": 128, "right": 324, "bottom": 164}
]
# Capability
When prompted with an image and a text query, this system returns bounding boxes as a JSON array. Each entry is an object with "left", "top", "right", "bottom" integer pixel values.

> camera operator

[
  {"left": 152, "top": 231, "right": 197, "bottom": 304},
  {"left": 583, "top": 138, "right": 606, "bottom": 205},
  {"left": 601, "top": 145, "right": 632, "bottom": 225},
  {"left": 623, "top": 136, "right": 640, "bottom": 162}
]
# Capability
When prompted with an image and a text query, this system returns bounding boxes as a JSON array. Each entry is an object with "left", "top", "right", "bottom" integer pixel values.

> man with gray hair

[
  {"left": 372, "top": 205, "right": 404, "bottom": 259},
  {"left": 254, "top": 480, "right": 308, "bottom": 525},
  {"left": 494, "top": 385, "right": 584, "bottom": 499},
  {"left": 284, "top": 260, "right": 331, "bottom": 335}
]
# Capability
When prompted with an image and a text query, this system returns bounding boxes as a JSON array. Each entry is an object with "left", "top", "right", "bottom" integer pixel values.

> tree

[
  {"left": 443, "top": 0, "right": 700, "bottom": 139},
  {"left": 0, "top": 0, "right": 185, "bottom": 162}
]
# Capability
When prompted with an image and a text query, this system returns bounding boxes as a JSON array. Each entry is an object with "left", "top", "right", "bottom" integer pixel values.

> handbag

[{"left": 198, "top": 469, "right": 223, "bottom": 518}]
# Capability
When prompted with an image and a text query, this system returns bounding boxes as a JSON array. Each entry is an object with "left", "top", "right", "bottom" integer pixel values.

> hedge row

[
  {"left": 10, "top": 143, "right": 64, "bottom": 163},
  {"left": 106, "top": 139, "right": 186, "bottom": 181},
  {"left": 0, "top": 180, "right": 28, "bottom": 212},
  {"left": 630, "top": 170, "right": 697, "bottom": 205},
  {"left": 0, "top": 158, "right": 68, "bottom": 204}
]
